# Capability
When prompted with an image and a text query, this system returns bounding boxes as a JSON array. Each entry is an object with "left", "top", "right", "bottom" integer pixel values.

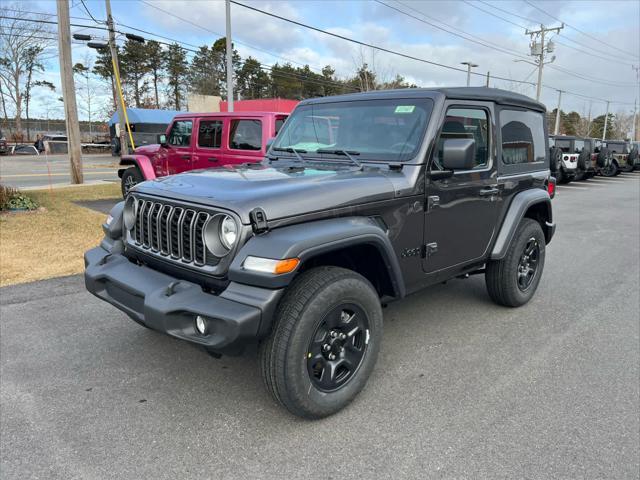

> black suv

[{"left": 85, "top": 88, "right": 556, "bottom": 419}]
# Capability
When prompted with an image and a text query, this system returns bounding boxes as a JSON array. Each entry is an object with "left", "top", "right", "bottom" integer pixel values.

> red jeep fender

[{"left": 117, "top": 155, "right": 157, "bottom": 181}]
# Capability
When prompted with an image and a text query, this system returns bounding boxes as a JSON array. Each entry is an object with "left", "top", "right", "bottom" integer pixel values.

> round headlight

[
  {"left": 123, "top": 196, "right": 137, "bottom": 230},
  {"left": 219, "top": 215, "right": 238, "bottom": 250}
]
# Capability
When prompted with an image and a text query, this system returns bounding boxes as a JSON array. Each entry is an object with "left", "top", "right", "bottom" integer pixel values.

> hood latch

[{"left": 250, "top": 207, "right": 269, "bottom": 234}]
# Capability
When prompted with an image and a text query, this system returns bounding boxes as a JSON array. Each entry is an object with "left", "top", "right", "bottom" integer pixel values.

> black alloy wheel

[
  {"left": 517, "top": 237, "right": 540, "bottom": 291},
  {"left": 306, "top": 304, "right": 370, "bottom": 392}
]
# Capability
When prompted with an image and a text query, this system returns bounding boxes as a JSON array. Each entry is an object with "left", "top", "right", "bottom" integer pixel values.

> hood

[
  {"left": 134, "top": 143, "right": 161, "bottom": 155},
  {"left": 133, "top": 163, "right": 401, "bottom": 223}
]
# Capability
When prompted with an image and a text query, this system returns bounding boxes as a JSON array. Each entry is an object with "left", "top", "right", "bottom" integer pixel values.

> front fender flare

[
  {"left": 228, "top": 217, "right": 405, "bottom": 296},
  {"left": 491, "top": 189, "right": 553, "bottom": 260},
  {"left": 118, "top": 155, "right": 156, "bottom": 181}
]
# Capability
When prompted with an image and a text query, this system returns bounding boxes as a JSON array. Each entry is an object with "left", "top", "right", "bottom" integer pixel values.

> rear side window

[
  {"left": 198, "top": 120, "right": 223, "bottom": 148},
  {"left": 229, "top": 119, "right": 262, "bottom": 151},
  {"left": 500, "top": 110, "right": 545, "bottom": 166},
  {"left": 168, "top": 120, "right": 192, "bottom": 147}
]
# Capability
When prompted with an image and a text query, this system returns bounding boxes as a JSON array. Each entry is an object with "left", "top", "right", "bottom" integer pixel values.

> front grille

[{"left": 130, "top": 198, "right": 214, "bottom": 266}]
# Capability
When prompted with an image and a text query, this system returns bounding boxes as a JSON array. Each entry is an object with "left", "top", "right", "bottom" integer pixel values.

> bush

[{"left": 0, "top": 184, "right": 38, "bottom": 211}]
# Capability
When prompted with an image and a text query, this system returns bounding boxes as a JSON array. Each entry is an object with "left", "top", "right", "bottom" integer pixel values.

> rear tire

[
  {"left": 485, "top": 218, "right": 546, "bottom": 307},
  {"left": 259, "top": 267, "right": 383, "bottom": 419},
  {"left": 601, "top": 161, "right": 618, "bottom": 177},
  {"left": 121, "top": 167, "right": 143, "bottom": 197}
]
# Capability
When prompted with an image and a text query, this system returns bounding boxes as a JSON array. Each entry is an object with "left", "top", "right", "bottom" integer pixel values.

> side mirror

[
  {"left": 157, "top": 134, "right": 167, "bottom": 147},
  {"left": 266, "top": 137, "right": 276, "bottom": 151},
  {"left": 442, "top": 138, "right": 476, "bottom": 170}
]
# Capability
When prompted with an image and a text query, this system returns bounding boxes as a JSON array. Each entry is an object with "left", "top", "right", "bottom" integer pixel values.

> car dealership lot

[{"left": 1, "top": 173, "right": 638, "bottom": 479}]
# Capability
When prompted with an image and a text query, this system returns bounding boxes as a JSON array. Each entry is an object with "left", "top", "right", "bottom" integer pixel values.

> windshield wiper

[
  {"left": 271, "top": 146, "right": 308, "bottom": 164},
  {"left": 316, "top": 149, "right": 362, "bottom": 169}
]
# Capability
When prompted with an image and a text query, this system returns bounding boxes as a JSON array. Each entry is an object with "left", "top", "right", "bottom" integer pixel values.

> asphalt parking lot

[
  {"left": 0, "top": 153, "right": 118, "bottom": 189},
  {"left": 1, "top": 172, "right": 639, "bottom": 479}
]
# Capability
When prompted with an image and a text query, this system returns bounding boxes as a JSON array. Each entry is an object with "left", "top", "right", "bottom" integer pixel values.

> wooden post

[{"left": 56, "top": 0, "right": 83, "bottom": 184}]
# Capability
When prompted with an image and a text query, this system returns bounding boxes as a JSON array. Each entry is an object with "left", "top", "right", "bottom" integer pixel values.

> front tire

[
  {"left": 601, "top": 161, "right": 618, "bottom": 177},
  {"left": 260, "top": 267, "right": 383, "bottom": 419},
  {"left": 485, "top": 218, "right": 546, "bottom": 307},
  {"left": 121, "top": 167, "right": 143, "bottom": 197}
]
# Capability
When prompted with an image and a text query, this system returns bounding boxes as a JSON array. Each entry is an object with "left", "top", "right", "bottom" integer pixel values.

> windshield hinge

[{"left": 249, "top": 207, "right": 269, "bottom": 234}]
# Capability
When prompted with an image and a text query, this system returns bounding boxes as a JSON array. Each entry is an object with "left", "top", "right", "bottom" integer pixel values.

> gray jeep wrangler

[{"left": 85, "top": 87, "right": 556, "bottom": 419}]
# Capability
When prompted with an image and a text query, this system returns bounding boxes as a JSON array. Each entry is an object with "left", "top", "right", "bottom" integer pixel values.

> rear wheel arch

[{"left": 523, "top": 202, "right": 552, "bottom": 243}]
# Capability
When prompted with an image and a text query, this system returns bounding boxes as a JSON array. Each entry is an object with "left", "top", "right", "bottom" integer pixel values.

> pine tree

[{"left": 164, "top": 43, "right": 188, "bottom": 110}]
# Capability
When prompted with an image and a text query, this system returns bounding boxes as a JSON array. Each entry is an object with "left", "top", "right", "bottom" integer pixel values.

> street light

[{"left": 461, "top": 61, "right": 479, "bottom": 87}]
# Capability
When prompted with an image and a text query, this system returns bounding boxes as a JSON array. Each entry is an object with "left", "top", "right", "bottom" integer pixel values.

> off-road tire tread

[
  {"left": 259, "top": 266, "right": 379, "bottom": 419},
  {"left": 485, "top": 218, "right": 545, "bottom": 307}
]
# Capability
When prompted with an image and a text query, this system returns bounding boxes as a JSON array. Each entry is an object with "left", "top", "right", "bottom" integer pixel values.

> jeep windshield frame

[{"left": 271, "top": 98, "right": 434, "bottom": 163}]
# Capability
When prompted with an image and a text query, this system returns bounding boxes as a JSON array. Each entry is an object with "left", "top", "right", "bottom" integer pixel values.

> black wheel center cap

[{"left": 325, "top": 337, "right": 344, "bottom": 358}]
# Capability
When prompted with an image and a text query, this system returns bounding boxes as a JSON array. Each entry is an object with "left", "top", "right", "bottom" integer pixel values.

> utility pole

[
  {"left": 486, "top": 71, "right": 490, "bottom": 87},
  {"left": 602, "top": 100, "right": 610, "bottom": 141},
  {"left": 525, "top": 23, "right": 563, "bottom": 101},
  {"left": 225, "top": 0, "right": 234, "bottom": 111},
  {"left": 461, "top": 61, "right": 478, "bottom": 87},
  {"left": 105, "top": 0, "right": 128, "bottom": 155},
  {"left": 585, "top": 100, "right": 592, "bottom": 137},
  {"left": 56, "top": 0, "right": 83, "bottom": 184},
  {"left": 554, "top": 89, "right": 563, "bottom": 135}
]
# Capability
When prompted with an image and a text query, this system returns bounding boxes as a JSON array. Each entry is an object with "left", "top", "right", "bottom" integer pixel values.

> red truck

[{"left": 118, "top": 111, "right": 289, "bottom": 196}]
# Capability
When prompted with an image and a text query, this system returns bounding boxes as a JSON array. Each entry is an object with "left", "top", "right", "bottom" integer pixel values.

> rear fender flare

[
  {"left": 491, "top": 189, "right": 553, "bottom": 260},
  {"left": 228, "top": 216, "right": 405, "bottom": 297},
  {"left": 118, "top": 155, "right": 156, "bottom": 180}
]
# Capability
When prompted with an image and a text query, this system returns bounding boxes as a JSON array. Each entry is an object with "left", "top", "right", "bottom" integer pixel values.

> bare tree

[
  {"left": 73, "top": 53, "right": 98, "bottom": 139},
  {"left": 0, "top": 4, "right": 55, "bottom": 137}
]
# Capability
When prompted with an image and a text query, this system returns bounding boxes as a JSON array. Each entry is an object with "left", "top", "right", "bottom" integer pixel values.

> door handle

[
  {"left": 207, "top": 157, "right": 219, "bottom": 162},
  {"left": 479, "top": 187, "right": 499, "bottom": 196},
  {"left": 180, "top": 154, "right": 191, "bottom": 160}
]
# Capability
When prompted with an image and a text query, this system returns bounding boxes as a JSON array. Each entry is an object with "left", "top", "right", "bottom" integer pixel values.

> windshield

[
  {"left": 554, "top": 139, "right": 572, "bottom": 153},
  {"left": 272, "top": 98, "right": 433, "bottom": 162}
]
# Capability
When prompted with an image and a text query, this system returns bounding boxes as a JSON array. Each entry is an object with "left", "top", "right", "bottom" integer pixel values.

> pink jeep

[{"left": 118, "top": 111, "right": 289, "bottom": 196}]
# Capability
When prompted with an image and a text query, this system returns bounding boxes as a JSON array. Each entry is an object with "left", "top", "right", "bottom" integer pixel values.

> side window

[
  {"left": 435, "top": 107, "right": 489, "bottom": 169},
  {"left": 198, "top": 120, "right": 223, "bottom": 148},
  {"left": 168, "top": 120, "right": 192, "bottom": 147},
  {"left": 500, "top": 110, "right": 545, "bottom": 165},
  {"left": 229, "top": 119, "right": 262, "bottom": 151}
]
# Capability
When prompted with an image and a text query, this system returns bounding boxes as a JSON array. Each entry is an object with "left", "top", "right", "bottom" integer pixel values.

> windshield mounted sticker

[{"left": 394, "top": 105, "right": 416, "bottom": 114}]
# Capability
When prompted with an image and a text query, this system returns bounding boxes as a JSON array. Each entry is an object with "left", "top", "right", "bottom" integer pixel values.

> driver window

[
  {"left": 168, "top": 120, "right": 192, "bottom": 147},
  {"left": 434, "top": 107, "right": 489, "bottom": 170}
]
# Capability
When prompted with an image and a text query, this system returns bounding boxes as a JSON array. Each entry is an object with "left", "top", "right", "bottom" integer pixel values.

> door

[
  {"left": 165, "top": 119, "right": 194, "bottom": 175},
  {"left": 192, "top": 118, "right": 224, "bottom": 169},
  {"left": 423, "top": 105, "right": 501, "bottom": 273},
  {"left": 224, "top": 118, "right": 264, "bottom": 165}
]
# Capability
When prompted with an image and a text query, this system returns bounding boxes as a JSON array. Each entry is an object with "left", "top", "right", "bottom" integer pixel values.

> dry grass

[{"left": 0, "top": 183, "right": 120, "bottom": 287}]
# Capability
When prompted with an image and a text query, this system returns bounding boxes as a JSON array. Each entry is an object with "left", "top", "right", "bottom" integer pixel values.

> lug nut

[
  {"left": 329, "top": 353, "right": 336, "bottom": 360},
  {"left": 339, "top": 333, "right": 346, "bottom": 340},
  {"left": 330, "top": 331, "right": 337, "bottom": 338},
  {"left": 323, "top": 344, "right": 331, "bottom": 352}
]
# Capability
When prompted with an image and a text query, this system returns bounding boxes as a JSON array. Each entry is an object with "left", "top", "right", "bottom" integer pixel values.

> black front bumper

[{"left": 84, "top": 247, "right": 284, "bottom": 354}]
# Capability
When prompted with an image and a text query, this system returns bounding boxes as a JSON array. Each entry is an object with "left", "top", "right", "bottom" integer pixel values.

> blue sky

[{"left": 17, "top": 0, "right": 640, "bottom": 120}]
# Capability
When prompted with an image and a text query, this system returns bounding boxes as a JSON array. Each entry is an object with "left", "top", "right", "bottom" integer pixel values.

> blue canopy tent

[{"left": 109, "top": 108, "right": 182, "bottom": 154}]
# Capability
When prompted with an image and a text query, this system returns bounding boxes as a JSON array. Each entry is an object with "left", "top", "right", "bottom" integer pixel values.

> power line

[
  {"left": 523, "top": 0, "right": 639, "bottom": 59},
  {"left": 229, "top": 1, "right": 536, "bottom": 86},
  {"left": 138, "top": 0, "right": 326, "bottom": 74},
  {"left": 79, "top": 0, "right": 102, "bottom": 25},
  {"left": 475, "top": 0, "right": 637, "bottom": 63},
  {"left": 463, "top": 1, "right": 635, "bottom": 67},
  {"left": 385, "top": 0, "right": 634, "bottom": 88}
]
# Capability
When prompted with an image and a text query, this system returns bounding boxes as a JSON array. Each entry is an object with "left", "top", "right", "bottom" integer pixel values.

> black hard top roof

[{"left": 299, "top": 87, "right": 546, "bottom": 112}]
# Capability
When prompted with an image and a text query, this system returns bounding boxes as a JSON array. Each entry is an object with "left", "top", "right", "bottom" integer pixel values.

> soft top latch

[{"left": 249, "top": 207, "right": 269, "bottom": 234}]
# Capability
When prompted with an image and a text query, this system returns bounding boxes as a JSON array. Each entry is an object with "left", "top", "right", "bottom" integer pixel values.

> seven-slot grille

[{"left": 131, "top": 198, "right": 214, "bottom": 266}]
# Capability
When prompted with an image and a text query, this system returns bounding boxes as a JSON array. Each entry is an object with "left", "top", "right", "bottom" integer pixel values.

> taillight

[{"left": 546, "top": 177, "right": 556, "bottom": 198}]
